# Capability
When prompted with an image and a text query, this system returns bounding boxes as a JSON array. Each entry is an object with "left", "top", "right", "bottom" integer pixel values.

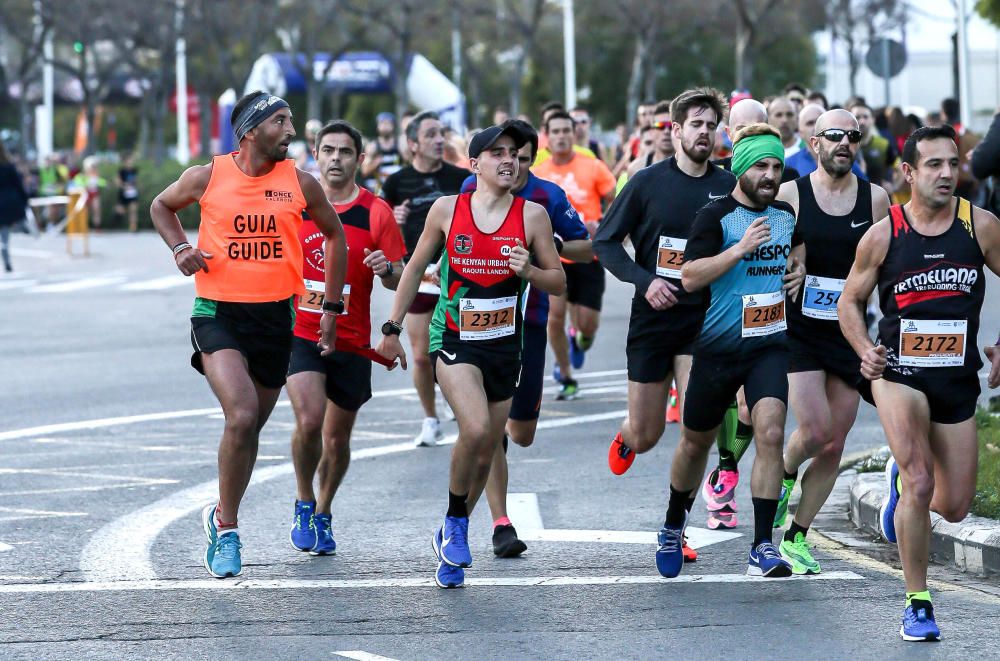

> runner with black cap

[
  {"left": 376, "top": 123, "right": 565, "bottom": 588},
  {"left": 150, "top": 90, "right": 348, "bottom": 578}
]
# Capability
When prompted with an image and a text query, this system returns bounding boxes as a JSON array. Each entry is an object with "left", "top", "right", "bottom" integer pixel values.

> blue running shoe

[
  {"left": 568, "top": 327, "right": 585, "bottom": 369},
  {"left": 310, "top": 513, "right": 336, "bottom": 556},
  {"left": 880, "top": 456, "right": 900, "bottom": 543},
  {"left": 656, "top": 514, "right": 686, "bottom": 578},
  {"left": 747, "top": 541, "right": 793, "bottom": 577},
  {"left": 435, "top": 560, "right": 465, "bottom": 588},
  {"left": 901, "top": 603, "right": 941, "bottom": 641},
  {"left": 202, "top": 503, "right": 219, "bottom": 572},
  {"left": 438, "top": 516, "right": 472, "bottom": 568},
  {"left": 290, "top": 500, "right": 317, "bottom": 552},
  {"left": 207, "top": 530, "right": 243, "bottom": 578}
]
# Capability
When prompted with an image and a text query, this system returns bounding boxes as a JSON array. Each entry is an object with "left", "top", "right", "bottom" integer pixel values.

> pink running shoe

[
  {"left": 702, "top": 468, "right": 739, "bottom": 512},
  {"left": 707, "top": 505, "right": 738, "bottom": 530}
]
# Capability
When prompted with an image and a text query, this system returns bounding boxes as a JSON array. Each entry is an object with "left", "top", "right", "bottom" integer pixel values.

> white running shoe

[{"left": 414, "top": 417, "right": 443, "bottom": 447}]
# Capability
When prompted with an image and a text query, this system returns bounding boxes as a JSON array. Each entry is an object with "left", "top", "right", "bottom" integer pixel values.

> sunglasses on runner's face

[
  {"left": 817, "top": 128, "right": 863, "bottom": 144},
  {"left": 651, "top": 121, "right": 671, "bottom": 130}
]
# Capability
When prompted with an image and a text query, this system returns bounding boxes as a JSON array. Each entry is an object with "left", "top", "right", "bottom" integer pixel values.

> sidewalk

[{"left": 849, "top": 472, "right": 1000, "bottom": 577}]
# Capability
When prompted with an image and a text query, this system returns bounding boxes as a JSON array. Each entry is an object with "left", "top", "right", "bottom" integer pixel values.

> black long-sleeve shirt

[
  {"left": 594, "top": 157, "right": 735, "bottom": 304},
  {"left": 0, "top": 163, "right": 28, "bottom": 226},
  {"left": 972, "top": 113, "right": 1000, "bottom": 181}
]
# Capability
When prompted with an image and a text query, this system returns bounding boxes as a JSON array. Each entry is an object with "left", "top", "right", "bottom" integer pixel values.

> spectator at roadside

[
  {"left": 116, "top": 153, "right": 140, "bottom": 232},
  {"left": 0, "top": 142, "right": 29, "bottom": 272}
]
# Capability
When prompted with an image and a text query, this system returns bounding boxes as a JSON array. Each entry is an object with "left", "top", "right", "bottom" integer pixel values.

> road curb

[{"left": 849, "top": 473, "right": 1000, "bottom": 577}]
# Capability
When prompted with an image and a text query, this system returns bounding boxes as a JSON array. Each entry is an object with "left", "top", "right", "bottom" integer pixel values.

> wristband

[
  {"left": 172, "top": 241, "right": 192, "bottom": 257},
  {"left": 379, "top": 261, "right": 394, "bottom": 278},
  {"left": 553, "top": 235, "right": 564, "bottom": 254}
]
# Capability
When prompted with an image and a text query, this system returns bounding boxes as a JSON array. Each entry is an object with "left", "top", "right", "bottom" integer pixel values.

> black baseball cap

[{"left": 468, "top": 122, "right": 528, "bottom": 159}]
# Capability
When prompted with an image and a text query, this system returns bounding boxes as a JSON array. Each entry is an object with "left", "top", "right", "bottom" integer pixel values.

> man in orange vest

[{"left": 150, "top": 91, "right": 348, "bottom": 578}]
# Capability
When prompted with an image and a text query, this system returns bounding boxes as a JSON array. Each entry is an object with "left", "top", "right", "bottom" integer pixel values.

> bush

[
  {"left": 96, "top": 158, "right": 206, "bottom": 231},
  {"left": 973, "top": 410, "right": 1000, "bottom": 520}
]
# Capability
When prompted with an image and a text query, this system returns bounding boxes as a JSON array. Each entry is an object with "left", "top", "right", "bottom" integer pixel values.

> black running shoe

[{"left": 492, "top": 524, "right": 528, "bottom": 557}]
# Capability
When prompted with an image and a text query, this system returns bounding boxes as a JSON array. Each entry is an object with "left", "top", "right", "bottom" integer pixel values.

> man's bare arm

[{"left": 150, "top": 163, "right": 213, "bottom": 275}]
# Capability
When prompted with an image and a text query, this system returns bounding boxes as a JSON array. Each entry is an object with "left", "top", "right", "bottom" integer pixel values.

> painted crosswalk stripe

[
  {"left": 0, "top": 571, "right": 865, "bottom": 593},
  {"left": 120, "top": 275, "right": 191, "bottom": 291},
  {"left": 334, "top": 652, "right": 401, "bottom": 661},
  {"left": 29, "top": 276, "right": 128, "bottom": 293}
]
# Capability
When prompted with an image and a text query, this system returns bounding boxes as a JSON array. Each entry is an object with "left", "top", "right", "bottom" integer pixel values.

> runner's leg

[
  {"left": 466, "top": 399, "right": 513, "bottom": 514},
  {"left": 201, "top": 349, "right": 281, "bottom": 524},
  {"left": 548, "top": 293, "right": 572, "bottom": 381},
  {"left": 790, "top": 374, "right": 860, "bottom": 528},
  {"left": 749, "top": 397, "right": 786, "bottom": 502},
  {"left": 287, "top": 371, "right": 327, "bottom": 503},
  {"left": 928, "top": 418, "right": 978, "bottom": 524},
  {"left": 316, "top": 402, "right": 358, "bottom": 514},
  {"left": 435, "top": 360, "right": 497, "bottom": 506},
  {"left": 871, "top": 379, "right": 933, "bottom": 593},
  {"left": 621, "top": 377, "right": 672, "bottom": 452},
  {"left": 570, "top": 303, "right": 600, "bottom": 348},
  {"left": 406, "top": 311, "right": 437, "bottom": 418}
]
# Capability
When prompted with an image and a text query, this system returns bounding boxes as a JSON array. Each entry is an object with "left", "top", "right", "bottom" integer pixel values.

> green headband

[{"left": 731, "top": 133, "right": 784, "bottom": 178}]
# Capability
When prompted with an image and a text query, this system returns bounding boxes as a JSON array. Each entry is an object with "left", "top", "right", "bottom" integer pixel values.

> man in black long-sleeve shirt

[{"left": 595, "top": 88, "right": 734, "bottom": 509}]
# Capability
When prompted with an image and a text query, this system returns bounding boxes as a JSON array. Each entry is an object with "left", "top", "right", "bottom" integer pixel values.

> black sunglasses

[{"left": 817, "top": 128, "right": 862, "bottom": 144}]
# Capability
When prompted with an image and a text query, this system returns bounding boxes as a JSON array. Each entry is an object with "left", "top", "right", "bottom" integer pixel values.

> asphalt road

[{"left": 1, "top": 231, "right": 999, "bottom": 660}]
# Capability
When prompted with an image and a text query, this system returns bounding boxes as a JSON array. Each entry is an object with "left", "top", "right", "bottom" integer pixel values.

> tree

[
  {"left": 0, "top": 0, "right": 50, "bottom": 155},
  {"left": 825, "top": 0, "right": 906, "bottom": 96},
  {"left": 977, "top": 0, "right": 1000, "bottom": 26},
  {"left": 732, "top": 0, "right": 784, "bottom": 90}
]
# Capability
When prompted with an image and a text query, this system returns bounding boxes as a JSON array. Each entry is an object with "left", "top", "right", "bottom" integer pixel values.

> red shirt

[{"left": 294, "top": 187, "right": 406, "bottom": 346}]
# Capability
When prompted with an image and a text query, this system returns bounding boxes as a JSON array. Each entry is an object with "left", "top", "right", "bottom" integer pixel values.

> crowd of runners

[{"left": 149, "top": 84, "right": 1000, "bottom": 644}]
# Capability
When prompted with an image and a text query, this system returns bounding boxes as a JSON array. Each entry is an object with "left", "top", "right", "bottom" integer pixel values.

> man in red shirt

[{"left": 287, "top": 120, "right": 406, "bottom": 555}]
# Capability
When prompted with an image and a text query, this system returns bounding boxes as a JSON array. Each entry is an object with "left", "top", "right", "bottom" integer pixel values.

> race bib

[
  {"left": 741, "top": 291, "right": 786, "bottom": 337},
  {"left": 656, "top": 236, "right": 686, "bottom": 279},
  {"left": 300, "top": 279, "right": 349, "bottom": 315},
  {"left": 459, "top": 296, "right": 516, "bottom": 341},
  {"left": 123, "top": 184, "right": 138, "bottom": 200},
  {"left": 899, "top": 319, "right": 967, "bottom": 367},
  {"left": 801, "top": 275, "right": 845, "bottom": 321},
  {"left": 418, "top": 264, "right": 440, "bottom": 295}
]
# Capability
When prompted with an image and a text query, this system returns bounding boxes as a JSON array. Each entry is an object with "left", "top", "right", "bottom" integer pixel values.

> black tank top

[
  {"left": 877, "top": 199, "right": 985, "bottom": 376},
  {"left": 787, "top": 174, "right": 873, "bottom": 339}
]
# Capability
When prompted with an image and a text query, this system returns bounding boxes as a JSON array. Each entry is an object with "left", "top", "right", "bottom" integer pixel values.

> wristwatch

[
  {"left": 381, "top": 319, "right": 403, "bottom": 336},
  {"left": 321, "top": 299, "right": 345, "bottom": 315},
  {"left": 379, "top": 261, "right": 394, "bottom": 278}
]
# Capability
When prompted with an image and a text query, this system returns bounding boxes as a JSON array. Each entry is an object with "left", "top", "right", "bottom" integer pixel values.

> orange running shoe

[
  {"left": 682, "top": 536, "right": 698, "bottom": 563},
  {"left": 608, "top": 432, "right": 636, "bottom": 475}
]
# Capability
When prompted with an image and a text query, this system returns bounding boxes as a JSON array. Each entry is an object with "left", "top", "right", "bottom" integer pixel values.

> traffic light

[{"left": 73, "top": 41, "right": 83, "bottom": 54}]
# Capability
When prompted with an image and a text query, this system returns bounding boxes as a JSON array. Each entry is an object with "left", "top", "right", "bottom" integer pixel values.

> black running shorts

[
  {"left": 509, "top": 323, "right": 547, "bottom": 421},
  {"left": 564, "top": 260, "right": 606, "bottom": 311},
  {"left": 626, "top": 300, "right": 702, "bottom": 384},
  {"left": 190, "top": 297, "right": 294, "bottom": 389},
  {"left": 432, "top": 340, "right": 521, "bottom": 403},
  {"left": 287, "top": 336, "right": 373, "bottom": 412},
  {"left": 683, "top": 346, "right": 789, "bottom": 432},
  {"left": 787, "top": 332, "right": 862, "bottom": 389},
  {"left": 868, "top": 369, "right": 981, "bottom": 425}
]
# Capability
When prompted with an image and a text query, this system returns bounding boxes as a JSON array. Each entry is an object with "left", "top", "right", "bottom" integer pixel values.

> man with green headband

[{"left": 653, "top": 123, "right": 804, "bottom": 579}]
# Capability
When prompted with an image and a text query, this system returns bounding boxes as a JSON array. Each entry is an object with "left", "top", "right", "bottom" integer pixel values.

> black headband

[{"left": 233, "top": 93, "right": 290, "bottom": 142}]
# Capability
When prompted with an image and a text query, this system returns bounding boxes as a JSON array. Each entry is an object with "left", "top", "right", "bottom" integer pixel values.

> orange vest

[{"left": 196, "top": 154, "right": 307, "bottom": 302}]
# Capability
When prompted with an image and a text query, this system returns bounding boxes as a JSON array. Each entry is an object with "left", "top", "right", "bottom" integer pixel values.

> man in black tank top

[
  {"left": 771, "top": 110, "right": 891, "bottom": 575},
  {"left": 839, "top": 126, "right": 1000, "bottom": 642}
]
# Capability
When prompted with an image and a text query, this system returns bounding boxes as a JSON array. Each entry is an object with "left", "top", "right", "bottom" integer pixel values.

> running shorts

[
  {"left": 287, "top": 336, "right": 373, "bottom": 412},
  {"left": 865, "top": 369, "right": 980, "bottom": 425},
  {"left": 564, "top": 260, "right": 606, "bottom": 311},
  {"left": 626, "top": 301, "right": 702, "bottom": 384},
  {"left": 509, "top": 323, "right": 547, "bottom": 421},
  {"left": 432, "top": 340, "right": 521, "bottom": 403},
  {"left": 409, "top": 292, "right": 437, "bottom": 315},
  {"left": 683, "top": 346, "right": 789, "bottom": 432},
  {"left": 787, "top": 332, "right": 862, "bottom": 389},
  {"left": 190, "top": 297, "right": 294, "bottom": 389}
]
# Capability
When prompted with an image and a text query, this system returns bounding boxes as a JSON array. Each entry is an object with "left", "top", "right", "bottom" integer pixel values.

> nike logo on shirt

[
  {"left": 708, "top": 193, "right": 726, "bottom": 200},
  {"left": 850, "top": 220, "right": 870, "bottom": 228},
  {"left": 440, "top": 350, "right": 457, "bottom": 361}
]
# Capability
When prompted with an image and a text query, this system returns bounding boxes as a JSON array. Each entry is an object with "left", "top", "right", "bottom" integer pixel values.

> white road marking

[
  {"left": 119, "top": 275, "right": 192, "bottom": 291},
  {"left": 0, "top": 542, "right": 12, "bottom": 553},
  {"left": 0, "top": 507, "right": 88, "bottom": 523},
  {"left": 0, "top": 279, "right": 38, "bottom": 291},
  {"left": 0, "top": 571, "right": 865, "bottom": 593},
  {"left": 506, "top": 492, "right": 741, "bottom": 549},
  {"left": 79, "top": 410, "right": 628, "bottom": 582},
  {"left": 28, "top": 276, "right": 128, "bottom": 293},
  {"left": 10, "top": 248, "right": 56, "bottom": 259},
  {"left": 334, "top": 652, "right": 401, "bottom": 661}
]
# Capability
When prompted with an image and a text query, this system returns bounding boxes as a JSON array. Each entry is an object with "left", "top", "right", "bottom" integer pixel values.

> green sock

[
  {"left": 715, "top": 403, "right": 739, "bottom": 469},
  {"left": 576, "top": 333, "right": 593, "bottom": 351},
  {"left": 732, "top": 421, "right": 754, "bottom": 463},
  {"left": 906, "top": 590, "right": 931, "bottom": 606}
]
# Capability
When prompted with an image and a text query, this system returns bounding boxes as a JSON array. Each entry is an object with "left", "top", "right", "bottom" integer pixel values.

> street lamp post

[
  {"left": 957, "top": 0, "right": 972, "bottom": 128},
  {"left": 563, "top": 0, "right": 576, "bottom": 109},
  {"left": 175, "top": 0, "right": 189, "bottom": 165}
]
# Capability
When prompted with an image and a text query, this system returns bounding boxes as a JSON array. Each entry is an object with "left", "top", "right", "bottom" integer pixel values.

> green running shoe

[
  {"left": 779, "top": 532, "right": 820, "bottom": 575},
  {"left": 556, "top": 378, "right": 579, "bottom": 401},
  {"left": 773, "top": 477, "right": 795, "bottom": 528}
]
